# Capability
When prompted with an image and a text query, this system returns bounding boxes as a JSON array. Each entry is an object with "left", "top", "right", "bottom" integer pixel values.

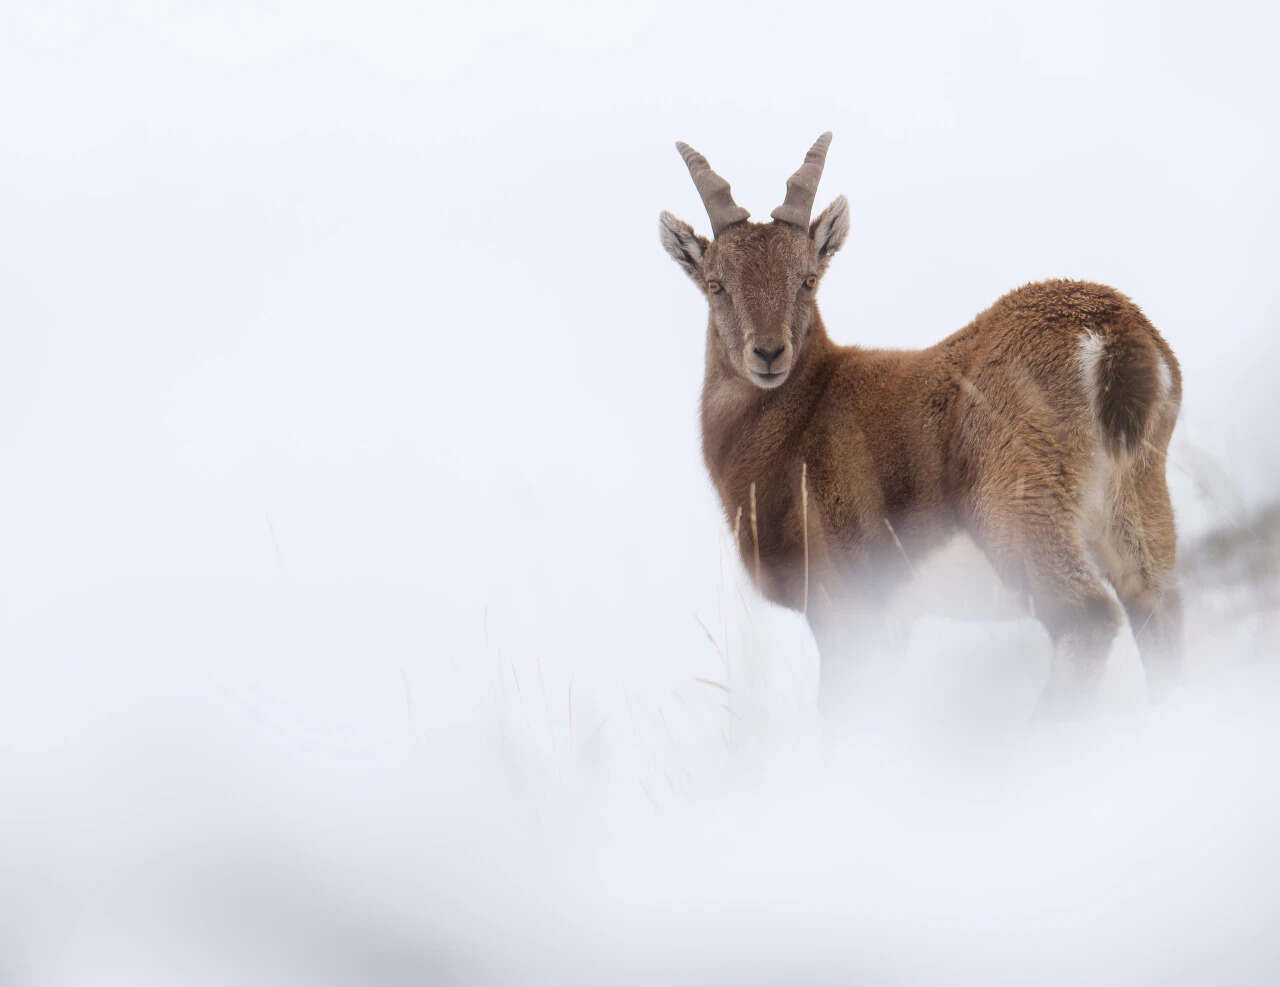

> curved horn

[
  {"left": 770, "top": 131, "right": 833, "bottom": 229},
  {"left": 675, "top": 141, "right": 750, "bottom": 238}
]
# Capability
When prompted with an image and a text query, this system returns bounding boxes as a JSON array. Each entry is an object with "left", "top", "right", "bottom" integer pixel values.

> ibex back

[{"left": 660, "top": 133, "right": 1182, "bottom": 711}]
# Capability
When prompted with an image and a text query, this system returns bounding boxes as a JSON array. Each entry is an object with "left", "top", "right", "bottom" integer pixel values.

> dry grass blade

[
  {"left": 638, "top": 780, "right": 662, "bottom": 814},
  {"left": 265, "top": 513, "right": 288, "bottom": 575},
  {"left": 883, "top": 516, "right": 917, "bottom": 576},
  {"left": 801, "top": 461, "right": 810, "bottom": 615},
  {"left": 694, "top": 614, "right": 724, "bottom": 658},
  {"left": 749, "top": 481, "right": 761, "bottom": 589}
]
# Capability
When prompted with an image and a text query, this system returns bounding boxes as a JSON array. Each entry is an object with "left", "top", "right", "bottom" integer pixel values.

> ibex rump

[{"left": 660, "top": 133, "right": 1182, "bottom": 711}]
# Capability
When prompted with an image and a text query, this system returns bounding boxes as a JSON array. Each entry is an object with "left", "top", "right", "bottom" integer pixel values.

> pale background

[{"left": 2, "top": 1, "right": 1278, "bottom": 983}]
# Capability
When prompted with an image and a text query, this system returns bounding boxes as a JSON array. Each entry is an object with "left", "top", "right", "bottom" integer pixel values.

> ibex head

[{"left": 660, "top": 132, "right": 850, "bottom": 390}]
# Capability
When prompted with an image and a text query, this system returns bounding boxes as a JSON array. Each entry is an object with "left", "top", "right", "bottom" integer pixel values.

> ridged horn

[
  {"left": 770, "top": 131, "right": 833, "bottom": 229},
  {"left": 675, "top": 141, "right": 751, "bottom": 238}
]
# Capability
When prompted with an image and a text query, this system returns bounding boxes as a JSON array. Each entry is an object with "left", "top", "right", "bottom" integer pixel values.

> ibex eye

[
  {"left": 708, "top": 281, "right": 724, "bottom": 294},
  {"left": 803, "top": 276, "right": 817, "bottom": 290}
]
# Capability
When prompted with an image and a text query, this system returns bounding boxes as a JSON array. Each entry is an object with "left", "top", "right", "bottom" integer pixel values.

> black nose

[{"left": 753, "top": 345, "right": 785, "bottom": 368}]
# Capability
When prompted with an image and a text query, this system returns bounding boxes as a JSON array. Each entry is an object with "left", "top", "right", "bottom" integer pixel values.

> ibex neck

[{"left": 700, "top": 312, "right": 837, "bottom": 488}]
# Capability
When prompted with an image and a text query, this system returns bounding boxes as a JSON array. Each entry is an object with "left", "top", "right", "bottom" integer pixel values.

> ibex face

[
  {"left": 660, "top": 134, "right": 850, "bottom": 390},
  {"left": 688, "top": 223, "right": 816, "bottom": 388}
]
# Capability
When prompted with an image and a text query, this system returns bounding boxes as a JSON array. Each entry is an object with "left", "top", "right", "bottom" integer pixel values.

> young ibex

[{"left": 660, "top": 133, "right": 1182, "bottom": 710}]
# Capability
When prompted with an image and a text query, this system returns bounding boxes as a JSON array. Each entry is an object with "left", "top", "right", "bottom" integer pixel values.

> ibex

[{"left": 660, "top": 133, "right": 1182, "bottom": 710}]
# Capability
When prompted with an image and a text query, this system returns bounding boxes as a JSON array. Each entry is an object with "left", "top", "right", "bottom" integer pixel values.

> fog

[{"left": 2, "top": 1, "right": 1278, "bottom": 983}]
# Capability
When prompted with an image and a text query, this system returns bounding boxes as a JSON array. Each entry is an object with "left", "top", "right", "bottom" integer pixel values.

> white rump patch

[
  {"left": 1077, "top": 332, "right": 1105, "bottom": 413},
  {"left": 1156, "top": 355, "right": 1174, "bottom": 398}
]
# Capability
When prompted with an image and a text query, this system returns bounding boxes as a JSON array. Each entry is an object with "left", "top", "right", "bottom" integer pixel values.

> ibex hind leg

[
  {"left": 1123, "top": 583, "right": 1183, "bottom": 703},
  {"left": 1103, "top": 466, "right": 1183, "bottom": 702},
  {"left": 973, "top": 508, "right": 1123, "bottom": 716},
  {"left": 1035, "top": 583, "right": 1124, "bottom": 716}
]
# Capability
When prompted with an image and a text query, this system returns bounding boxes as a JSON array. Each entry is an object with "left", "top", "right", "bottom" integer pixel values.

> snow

[{"left": 1, "top": 1, "right": 1278, "bottom": 983}]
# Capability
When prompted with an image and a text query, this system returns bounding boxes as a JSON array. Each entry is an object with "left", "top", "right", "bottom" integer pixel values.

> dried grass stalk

[
  {"left": 801, "top": 461, "right": 810, "bottom": 615},
  {"left": 749, "top": 481, "right": 761, "bottom": 589}
]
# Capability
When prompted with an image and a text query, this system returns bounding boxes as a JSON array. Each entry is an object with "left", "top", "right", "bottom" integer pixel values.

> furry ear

[
  {"left": 659, "top": 211, "right": 710, "bottom": 286},
  {"left": 809, "top": 195, "right": 850, "bottom": 271}
]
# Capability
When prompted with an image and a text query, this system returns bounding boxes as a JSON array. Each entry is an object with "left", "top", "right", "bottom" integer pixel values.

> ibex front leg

[{"left": 805, "top": 570, "right": 900, "bottom": 717}]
